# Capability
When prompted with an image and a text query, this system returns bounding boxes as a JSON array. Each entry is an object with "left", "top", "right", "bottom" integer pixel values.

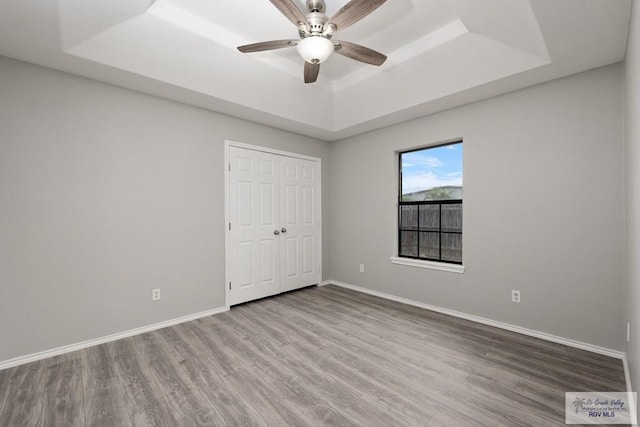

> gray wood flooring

[{"left": 0, "top": 285, "right": 629, "bottom": 426}]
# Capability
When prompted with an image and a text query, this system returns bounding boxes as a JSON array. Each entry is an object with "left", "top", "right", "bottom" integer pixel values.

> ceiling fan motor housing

[
  {"left": 306, "top": 12, "right": 328, "bottom": 33},
  {"left": 305, "top": 0, "right": 328, "bottom": 34}
]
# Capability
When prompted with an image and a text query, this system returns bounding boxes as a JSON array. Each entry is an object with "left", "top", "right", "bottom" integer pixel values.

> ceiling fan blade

[
  {"left": 334, "top": 41, "right": 387, "bottom": 66},
  {"left": 237, "top": 39, "right": 298, "bottom": 53},
  {"left": 269, "top": 0, "right": 309, "bottom": 28},
  {"left": 326, "top": 0, "right": 387, "bottom": 32},
  {"left": 304, "top": 61, "right": 320, "bottom": 84}
]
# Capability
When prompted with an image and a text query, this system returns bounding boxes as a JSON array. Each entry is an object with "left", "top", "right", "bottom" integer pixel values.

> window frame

[{"left": 397, "top": 140, "right": 463, "bottom": 266}]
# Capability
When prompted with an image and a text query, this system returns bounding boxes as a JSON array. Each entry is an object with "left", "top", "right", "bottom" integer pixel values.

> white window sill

[{"left": 390, "top": 257, "right": 465, "bottom": 274}]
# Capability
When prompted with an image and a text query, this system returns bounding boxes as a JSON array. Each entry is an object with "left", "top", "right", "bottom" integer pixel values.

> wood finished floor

[{"left": 0, "top": 285, "right": 628, "bottom": 426}]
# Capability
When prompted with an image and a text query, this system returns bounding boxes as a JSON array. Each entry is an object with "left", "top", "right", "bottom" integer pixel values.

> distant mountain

[{"left": 402, "top": 186, "right": 462, "bottom": 201}]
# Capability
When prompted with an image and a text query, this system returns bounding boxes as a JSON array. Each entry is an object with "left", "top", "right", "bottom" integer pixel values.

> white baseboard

[
  {"left": 319, "top": 280, "right": 333, "bottom": 286},
  {"left": 326, "top": 280, "right": 625, "bottom": 360},
  {"left": 623, "top": 354, "right": 638, "bottom": 426},
  {"left": 0, "top": 306, "right": 228, "bottom": 371}
]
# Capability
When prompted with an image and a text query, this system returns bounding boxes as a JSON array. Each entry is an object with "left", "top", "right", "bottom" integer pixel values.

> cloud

[
  {"left": 423, "top": 157, "right": 444, "bottom": 167},
  {"left": 404, "top": 156, "right": 443, "bottom": 168}
]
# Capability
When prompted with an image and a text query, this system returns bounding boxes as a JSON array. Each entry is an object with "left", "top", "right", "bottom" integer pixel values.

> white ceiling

[{"left": 0, "top": 0, "right": 632, "bottom": 141}]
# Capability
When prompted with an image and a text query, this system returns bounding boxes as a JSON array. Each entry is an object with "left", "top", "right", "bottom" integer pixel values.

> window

[{"left": 398, "top": 141, "right": 463, "bottom": 264}]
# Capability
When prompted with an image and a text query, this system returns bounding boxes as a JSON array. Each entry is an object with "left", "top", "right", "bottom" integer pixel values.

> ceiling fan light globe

[{"left": 296, "top": 36, "right": 334, "bottom": 64}]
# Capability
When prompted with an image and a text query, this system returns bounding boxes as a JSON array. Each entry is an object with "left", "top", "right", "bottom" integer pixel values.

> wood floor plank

[
  {"left": 189, "top": 316, "right": 248, "bottom": 376},
  {"left": 211, "top": 313, "right": 363, "bottom": 426},
  {"left": 140, "top": 328, "right": 227, "bottom": 426},
  {"left": 235, "top": 302, "right": 419, "bottom": 425},
  {"left": 149, "top": 357, "right": 225, "bottom": 426},
  {"left": 0, "top": 366, "right": 11, "bottom": 417},
  {"left": 42, "top": 357, "right": 85, "bottom": 426},
  {"left": 248, "top": 303, "right": 443, "bottom": 424},
  {"left": 0, "top": 284, "right": 630, "bottom": 426},
  {"left": 110, "top": 338, "right": 179, "bottom": 426},
  {"left": 0, "top": 361, "right": 47, "bottom": 426},
  {"left": 169, "top": 355, "right": 262, "bottom": 426},
  {"left": 282, "top": 291, "right": 474, "bottom": 383},
  {"left": 81, "top": 344, "right": 133, "bottom": 427},
  {"left": 290, "top": 317, "right": 500, "bottom": 425}
]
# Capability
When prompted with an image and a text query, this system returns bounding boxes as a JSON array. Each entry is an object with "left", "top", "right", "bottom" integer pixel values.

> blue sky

[{"left": 401, "top": 142, "right": 463, "bottom": 194}]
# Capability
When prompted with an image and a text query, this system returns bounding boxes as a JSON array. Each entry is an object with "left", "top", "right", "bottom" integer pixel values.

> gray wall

[
  {"left": 0, "top": 56, "right": 331, "bottom": 363},
  {"left": 0, "top": 53, "right": 630, "bottom": 364},
  {"left": 330, "top": 64, "right": 625, "bottom": 351},
  {"left": 625, "top": 0, "right": 640, "bottom": 395}
]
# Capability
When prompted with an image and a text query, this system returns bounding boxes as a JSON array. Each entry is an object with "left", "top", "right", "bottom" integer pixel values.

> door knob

[
  {"left": 273, "top": 229, "right": 280, "bottom": 235},
  {"left": 281, "top": 228, "right": 287, "bottom": 233}
]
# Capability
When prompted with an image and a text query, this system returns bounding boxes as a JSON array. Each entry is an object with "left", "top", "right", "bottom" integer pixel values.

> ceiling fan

[{"left": 237, "top": 0, "right": 388, "bottom": 84}]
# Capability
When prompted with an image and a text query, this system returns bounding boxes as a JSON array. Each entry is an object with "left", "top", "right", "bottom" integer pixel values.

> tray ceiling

[{"left": 0, "top": 0, "right": 631, "bottom": 141}]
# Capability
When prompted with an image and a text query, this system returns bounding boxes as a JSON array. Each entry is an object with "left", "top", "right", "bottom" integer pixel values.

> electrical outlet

[
  {"left": 152, "top": 288, "right": 161, "bottom": 301},
  {"left": 628, "top": 322, "right": 631, "bottom": 342},
  {"left": 511, "top": 290, "right": 521, "bottom": 303},
  {"left": 359, "top": 264, "right": 364, "bottom": 273}
]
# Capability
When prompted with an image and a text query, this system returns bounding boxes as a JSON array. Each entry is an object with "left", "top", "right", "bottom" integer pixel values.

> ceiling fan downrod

[{"left": 306, "top": 0, "right": 326, "bottom": 14}]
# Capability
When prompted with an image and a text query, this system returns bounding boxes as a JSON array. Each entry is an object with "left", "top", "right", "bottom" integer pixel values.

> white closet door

[
  {"left": 228, "top": 147, "right": 281, "bottom": 305},
  {"left": 228, "top": 145, "right": 321, "bottom": 306},
  {"left": 280, "top": 156, "right": 321, "bottom": 292}
]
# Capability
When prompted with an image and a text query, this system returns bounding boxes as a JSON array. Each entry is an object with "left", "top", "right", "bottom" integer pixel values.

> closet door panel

[
  {"left": 280, "top": 156, "right": 320, "bottom": 292},
  {"left": 229, "top": 147, "right": 280, "bottom": 305}
]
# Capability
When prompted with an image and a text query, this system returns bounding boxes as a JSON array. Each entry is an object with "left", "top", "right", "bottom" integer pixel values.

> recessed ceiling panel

[
  {"left": 0, "top": 0, "right": 631, "bottom": 140},
  {"left": 333, "top": 30, "right": 551, "bottom": 130},
  {"left": 65, "top": 12, "right": 334, "bottom": 129}
]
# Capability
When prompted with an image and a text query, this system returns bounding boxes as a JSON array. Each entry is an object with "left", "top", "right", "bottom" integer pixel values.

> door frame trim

[{"left": 224, "top": 140, "right": 322, "bottom": 309}]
